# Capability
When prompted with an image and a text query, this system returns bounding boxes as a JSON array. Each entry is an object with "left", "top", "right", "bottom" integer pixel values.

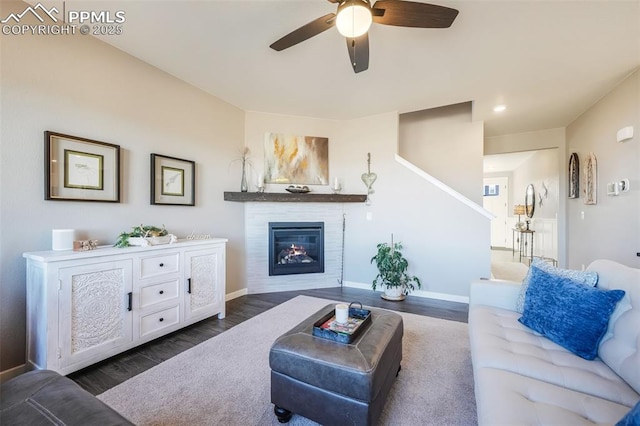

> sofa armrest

[
  {"left": 1, "top": 370, "right": 134, "bottom": 425},
  {"left": 469, "top": 279, "right": 521, "bottom": 311}
]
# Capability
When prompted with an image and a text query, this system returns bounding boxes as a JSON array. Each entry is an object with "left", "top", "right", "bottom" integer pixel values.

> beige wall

[
  {"left": 399, "top": 102, "right": 483, "bottom": 204},
  {"left": 484, "top": 128, "right": 566, "bottom": 155},
  {"left": 0, "top": 2, "right": 245, "bottom": 375},
  {"left": 511, "top": 149, "right": 559, "bottom": 220},
  {"left": 566, "top": 70, "right": 640, "bottom": 269},
  {"left": 245, "top": 111, "right": 491, "bottom": 301}
]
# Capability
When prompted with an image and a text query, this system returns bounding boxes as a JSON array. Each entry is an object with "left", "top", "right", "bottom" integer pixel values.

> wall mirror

[{"left": 525, "top": 184, "right": 535, "bottom": 218}]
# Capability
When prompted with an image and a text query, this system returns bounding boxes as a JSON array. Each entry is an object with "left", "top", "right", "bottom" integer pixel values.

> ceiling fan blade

[
  {"left": 346, "top": 33, "right": 369, "bottom": 73},
  {"left": 372, "top": 0, "right": 459, "bottom": 28},
  {"left": 270, "top": 13, "right": 336, "bottom": 51}
]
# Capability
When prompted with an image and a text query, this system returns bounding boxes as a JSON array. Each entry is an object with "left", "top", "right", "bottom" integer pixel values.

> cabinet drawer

[
  {"left": 139, "top": 279, "right": 180, "bottom": 308},
  {"left": 139, "top": 252, "right": 179, "bottom": 278},
  {"left": 139, "top": 305, "right": 180, "bottom": 338}
]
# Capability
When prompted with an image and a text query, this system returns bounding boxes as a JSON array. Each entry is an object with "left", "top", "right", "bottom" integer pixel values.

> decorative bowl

[{"left": 285, "top": 185, "right": 310, "bottom": 194}]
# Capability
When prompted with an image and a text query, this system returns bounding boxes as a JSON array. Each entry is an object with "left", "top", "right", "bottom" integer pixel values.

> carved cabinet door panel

[
  {"left": 58, "top": 260, "right": 133, "bottom": 370},
  {"left": 184, "top": 247, "right": 224, "bottom": 322}
]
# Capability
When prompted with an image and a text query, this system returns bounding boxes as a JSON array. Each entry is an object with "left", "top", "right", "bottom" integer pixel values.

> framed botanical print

[
  {"left": 150, "top": 154, "right": 195, "bottom": 206},
  {"left": 45, "top": 131, "right": 120, "bottom": 202}
]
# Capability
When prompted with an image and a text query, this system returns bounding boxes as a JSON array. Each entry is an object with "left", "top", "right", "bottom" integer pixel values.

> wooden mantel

[{"left": 223, "top": 192, "right": 367, "bottom": 203}]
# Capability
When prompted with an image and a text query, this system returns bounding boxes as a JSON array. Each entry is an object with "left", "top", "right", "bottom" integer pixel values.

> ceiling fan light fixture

[{"left": 336, "top": 0, "right": 372, "bottom": 38}]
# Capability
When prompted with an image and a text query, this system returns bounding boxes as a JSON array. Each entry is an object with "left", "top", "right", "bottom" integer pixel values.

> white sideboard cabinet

[{"left": 24, "top": 238, "right": 227, "bottom": 375}]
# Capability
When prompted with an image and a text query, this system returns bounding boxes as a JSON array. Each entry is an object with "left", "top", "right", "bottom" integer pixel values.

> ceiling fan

[{"left": 269, "top": 0, "right": 459, "bottom": 73}]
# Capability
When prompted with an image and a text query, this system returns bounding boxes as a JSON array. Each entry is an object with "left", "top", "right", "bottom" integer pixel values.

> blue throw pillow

[
  {"left": 515, "top": 258, "right": 598, "bottom": 313},
  {"left": 616, "top": 400, "right": 640, "bottom": 426},
  {"left": 518, "top": 265, "right": 625, "bottom": 360}
]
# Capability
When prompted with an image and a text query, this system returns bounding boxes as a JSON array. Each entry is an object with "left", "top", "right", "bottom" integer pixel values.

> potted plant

[
  {"left": 114, "top": 224, "right": 175, "bottom": 248},
  {"left": 371, "top": 235, "right": 422, "bottom": 300}
]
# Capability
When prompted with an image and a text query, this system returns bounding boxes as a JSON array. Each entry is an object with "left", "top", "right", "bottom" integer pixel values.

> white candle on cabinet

[{"left": 52, "top": 229, "right": 75, "bottom": 250}]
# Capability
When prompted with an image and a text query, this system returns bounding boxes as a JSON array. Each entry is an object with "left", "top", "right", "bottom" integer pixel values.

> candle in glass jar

[{"left": 335, "top": 303, "right": 348, "bottom": 324}]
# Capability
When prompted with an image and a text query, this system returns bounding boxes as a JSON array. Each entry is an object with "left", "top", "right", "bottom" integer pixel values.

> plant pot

[{"left": 381, "top": 285, "right": 406, "bottom": 301}]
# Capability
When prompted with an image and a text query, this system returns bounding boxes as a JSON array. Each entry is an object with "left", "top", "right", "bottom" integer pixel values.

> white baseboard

[
  {"left": 0, "top": 364, "right": 26, "bottom": 384},
  {"left": 343, "top": 281, "right": 469, "bottom": 304},
  {"left": 225, "top": 288, "right": 248, "bottom": 301}
]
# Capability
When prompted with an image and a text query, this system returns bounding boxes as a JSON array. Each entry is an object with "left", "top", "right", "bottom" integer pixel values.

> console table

[
  {"left": 512, "top": 228, "right": 535, "bottom": 264},
  {"left": 24, "top": 239, "right": 226, "bottom": 375}
]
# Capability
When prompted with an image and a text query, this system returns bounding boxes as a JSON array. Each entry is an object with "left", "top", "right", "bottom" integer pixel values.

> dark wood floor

[{"left": 68, "top": 287, "right": 468, "bottom": 395}]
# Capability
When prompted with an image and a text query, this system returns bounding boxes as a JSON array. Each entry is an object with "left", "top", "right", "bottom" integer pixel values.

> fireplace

[{"left": 268, "top": 222, "right": 324, "bottom": 276}]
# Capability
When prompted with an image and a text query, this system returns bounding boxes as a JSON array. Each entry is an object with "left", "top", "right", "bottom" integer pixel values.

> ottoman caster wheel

[{"left": 274, "top": 405, "right": 292, "bottom": 423}]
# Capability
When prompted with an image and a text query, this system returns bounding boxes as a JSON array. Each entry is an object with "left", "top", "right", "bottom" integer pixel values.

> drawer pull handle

[
  {"left": 159, "top": 263, "right": 164, "bottom": 267},
  {"left": 127, "top": 292, "right": 132, "bottom": 311},
  {"left": 187, "top": 278, "right": 191, "bottom": 294},
  {"left": 159, "top": 290, "right": 164, "bottom": 295},
  {"left": 159, "top": 317, "right": 164, "bottom": 322}
]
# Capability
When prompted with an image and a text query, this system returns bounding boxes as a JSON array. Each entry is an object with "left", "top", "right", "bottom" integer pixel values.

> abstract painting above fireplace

[{"left": 268, "top": 222, "right": 324, "bottom": 276}]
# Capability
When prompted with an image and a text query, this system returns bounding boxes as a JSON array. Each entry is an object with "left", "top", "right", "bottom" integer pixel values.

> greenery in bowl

[
  {"left": 371, "top": 237, "right": 422, "bottom": 295},
  {"left": 114, "top": 224, "right": 168, "bottom": 248}
]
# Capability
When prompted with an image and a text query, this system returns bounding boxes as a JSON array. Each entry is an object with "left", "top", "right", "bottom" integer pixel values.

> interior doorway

[
  {"left": 483, "top": 177, "right": 509, "bottom": 248},
  {"left": 483, "top": 148, "right": 560, "bottom": 278}
]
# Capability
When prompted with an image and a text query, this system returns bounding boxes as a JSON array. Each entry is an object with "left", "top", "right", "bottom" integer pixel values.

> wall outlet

[
  {"left": 366, "top": 212, "right": 373, "bottom": 221},
  {"left": 580, "top": 211, "right": 585, "bottom": 220}
]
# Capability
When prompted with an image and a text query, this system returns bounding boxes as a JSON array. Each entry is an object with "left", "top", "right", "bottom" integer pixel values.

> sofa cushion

[
  {"left": 473, "top": 367, "right": 632, "bottom": 426},
  {"left": 515, "top": 258, "right": 598, "bottom": 313},
  {"left": 519, "top": 265, "right": 625, "bottom": 360},
  {"left": 590, "top": 260, "right": 640, "bottom": 395},
  {"left": 469, "top": 304, "right": 640, "bottom": 407},
  {"left": 617, "top": 400, "right": 640, "bottom": 426}
]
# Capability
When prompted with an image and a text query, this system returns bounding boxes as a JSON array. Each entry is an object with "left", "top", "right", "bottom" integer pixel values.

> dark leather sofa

[{"left": 0, "top": 369, "right": 133, "bottom": 425}]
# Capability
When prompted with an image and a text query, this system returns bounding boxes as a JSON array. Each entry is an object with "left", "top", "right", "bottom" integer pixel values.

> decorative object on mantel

[
  {"left": 256, "top": 172, "right": 265, "bottom": 193},
  {"left": 583, "top": 152, "right": 597, "bottom": 205},
  {"left": 73, "top": 240, "right": 98, "bottom": 251},
  {"left": 361, "top": 153, "right": 377, "bottom": 205},
  {"left": 332, "top": 177, "right": 342, "bottom": 194},
  {"left": 264, "top": 133, "right": 329, "bottom": 185},
  {"left": 285, "top": 185, "right": 310, "bottom": 194},
  {"left": 223, "top": 191, "right": 366, "bottom": 203},
  {"left": 114, "top": 224, "right": 177, "bottom": 248},
  {"left": 371, "top": 234, "right": 422, "bottom": 301},
  {"left": 230, "top": 147, "right": 252, "bottom": 192},
  {"left": 150, "top": 154, "right": 195, "bottom": 206}
]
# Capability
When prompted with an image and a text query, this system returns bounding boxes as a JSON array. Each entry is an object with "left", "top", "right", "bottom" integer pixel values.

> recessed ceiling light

[{"left": 493, "top": 105, "right": 507, "bottom": 113}]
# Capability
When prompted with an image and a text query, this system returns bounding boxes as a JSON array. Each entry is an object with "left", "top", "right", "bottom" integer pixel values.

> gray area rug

[{"left": 98, "top": 295, "right": 476, "bottom": 425}]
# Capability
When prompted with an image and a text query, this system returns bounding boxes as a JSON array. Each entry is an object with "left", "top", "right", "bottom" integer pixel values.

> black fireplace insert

[{"left": 268, "top": 222, "right": 324, "bottom": 276}]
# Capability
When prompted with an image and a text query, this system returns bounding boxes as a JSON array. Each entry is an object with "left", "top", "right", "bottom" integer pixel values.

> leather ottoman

[{"left": 269, "top": 304, "right": 403, "bottom": 425}]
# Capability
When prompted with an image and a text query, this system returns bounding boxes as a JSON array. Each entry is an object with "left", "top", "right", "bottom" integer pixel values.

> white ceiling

[{"left": 65, "top": 1, "right": 640, "bottom": 136}]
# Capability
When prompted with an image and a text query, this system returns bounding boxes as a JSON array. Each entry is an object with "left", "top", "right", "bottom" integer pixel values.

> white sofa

[{"left": 469, "top": 259, "right": 640, "bottom": 425}]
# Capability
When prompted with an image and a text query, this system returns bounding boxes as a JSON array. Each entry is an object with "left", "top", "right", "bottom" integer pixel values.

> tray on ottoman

[
  {"left": 269, "top": 303, "right": 403, "bottom": 426},
  {"left": 312, "top": 302, "right": 372, "bottom": 344}
]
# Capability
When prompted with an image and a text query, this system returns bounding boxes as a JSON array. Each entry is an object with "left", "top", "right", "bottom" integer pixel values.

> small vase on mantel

[{"left": 240, "top": 161, "right": 248, "bottom": 192}]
